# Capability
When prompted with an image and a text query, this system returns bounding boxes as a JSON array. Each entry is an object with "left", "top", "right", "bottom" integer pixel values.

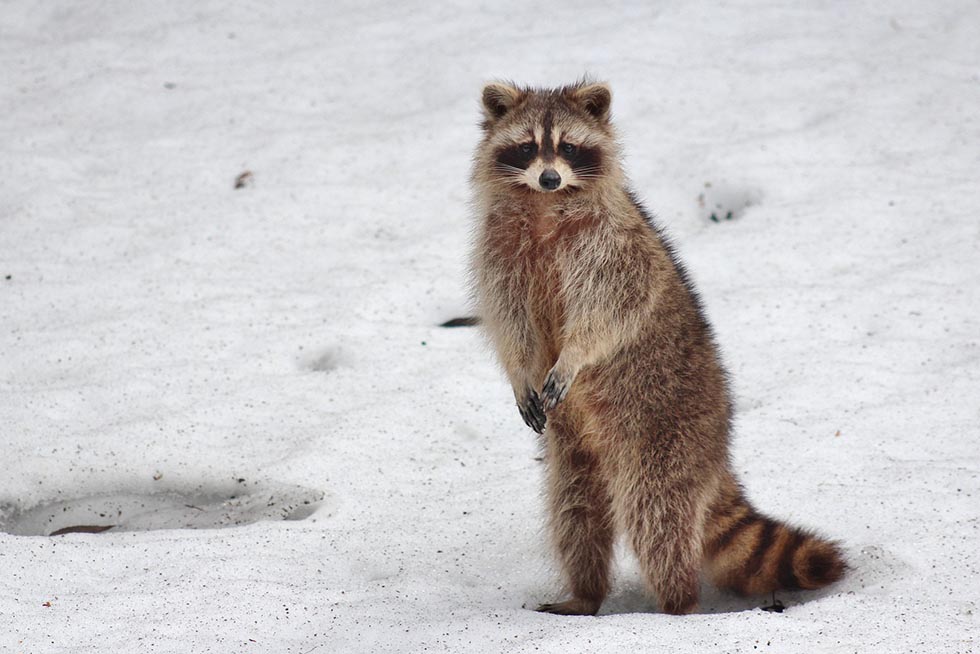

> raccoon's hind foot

[
  {"left": 535, "top": 597, "right": 601, "bottom": 616},
  {"left": 518, "top": 388, "right": 547, "bottom": 433}
]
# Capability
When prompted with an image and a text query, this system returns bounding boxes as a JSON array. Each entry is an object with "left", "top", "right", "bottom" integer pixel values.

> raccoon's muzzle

[{"left": 539, "top": 169, "right": 561, "bottom": 190}]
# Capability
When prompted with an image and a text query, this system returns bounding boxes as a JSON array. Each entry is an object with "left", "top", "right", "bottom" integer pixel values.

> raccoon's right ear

[{"left": 481, "top": 83, "right": 523, "bottom": 124}]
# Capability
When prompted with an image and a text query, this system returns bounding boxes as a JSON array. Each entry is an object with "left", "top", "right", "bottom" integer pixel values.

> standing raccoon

[{"left": 470, "top": 81, "right": 846, "bottom": 616}]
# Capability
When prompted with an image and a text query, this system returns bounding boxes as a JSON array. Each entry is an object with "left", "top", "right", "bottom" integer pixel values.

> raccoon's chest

[
  {"left": 511, "top": 219, "right": 571, "bottom": 362},
  {"left": 525, "top": 245, "right": 565, "bottom": 362},
  {"left": 482, "top": 210, "right": 595, "bottom": 359}
]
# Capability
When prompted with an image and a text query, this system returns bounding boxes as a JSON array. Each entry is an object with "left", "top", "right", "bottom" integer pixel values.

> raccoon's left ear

[
  {"left": 481, "top": 82, "right": 523, "bottom": 123},
  {"left": 572, "top": 83, "right": 612, "bottom": 122}
]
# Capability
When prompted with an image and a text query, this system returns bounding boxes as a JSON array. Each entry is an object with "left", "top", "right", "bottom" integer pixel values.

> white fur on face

[
  {"left": 521, "top": 158, "right": 575, "bottom": 192},
  {"left": 523, "top": 126, "right": 573, "bottom": 192}
]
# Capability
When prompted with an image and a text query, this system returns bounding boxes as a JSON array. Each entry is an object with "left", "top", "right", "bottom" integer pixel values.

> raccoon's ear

[
  {"left": 572, "top": 83, "right": 612, "bottom": 122},
  {"left": 481, "top": 83, "right": 523, "bottom": 123}
]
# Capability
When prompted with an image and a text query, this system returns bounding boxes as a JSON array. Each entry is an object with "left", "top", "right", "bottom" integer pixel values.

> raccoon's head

[{"left": 476, "top": 81, "right": 618, "bottom": 194}]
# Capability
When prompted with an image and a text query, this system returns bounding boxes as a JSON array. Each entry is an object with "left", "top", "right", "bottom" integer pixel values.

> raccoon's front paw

[
  {"left": 541, "top": 365, "right": 574, "bottom": 411},
  {"left": 517, "top": 388, "right": 547, "bottom": 434}
]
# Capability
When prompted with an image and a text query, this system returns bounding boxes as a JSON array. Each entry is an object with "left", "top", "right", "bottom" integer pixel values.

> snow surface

[{"left": 1, "top": 1, "right": 978, "bottom": 652}]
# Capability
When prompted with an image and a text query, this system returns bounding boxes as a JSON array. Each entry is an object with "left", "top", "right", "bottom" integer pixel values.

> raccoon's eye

[
  {"left": 519, "top": 143, "right": 535, "bottom": 154},
  {"left": 560, "top": 142, "right": 578, "bottom": 156}
]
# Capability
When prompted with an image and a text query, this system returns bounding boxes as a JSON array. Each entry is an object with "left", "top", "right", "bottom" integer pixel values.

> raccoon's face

[{"left": 478, "top": 81, "right": 615, "bottom": 194}]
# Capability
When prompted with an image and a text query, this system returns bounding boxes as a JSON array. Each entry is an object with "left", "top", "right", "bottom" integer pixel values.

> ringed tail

[{"left": 703, "top": 482, "right": 846, "bottom": 595}]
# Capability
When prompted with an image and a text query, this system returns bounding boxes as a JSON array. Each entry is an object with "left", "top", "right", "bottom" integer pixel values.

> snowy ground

[{"left": 1, "top": 1, "right": 978, "bottom": 652}]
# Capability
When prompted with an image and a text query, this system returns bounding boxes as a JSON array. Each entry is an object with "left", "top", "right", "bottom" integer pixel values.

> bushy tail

[{"left": 703, "top": 480, "right": 846, "bottom": 596}]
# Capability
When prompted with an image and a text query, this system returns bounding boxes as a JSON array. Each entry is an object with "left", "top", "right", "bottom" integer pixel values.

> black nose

[{"left": 539, "top": 169, "right": 561, "bottom": 190}]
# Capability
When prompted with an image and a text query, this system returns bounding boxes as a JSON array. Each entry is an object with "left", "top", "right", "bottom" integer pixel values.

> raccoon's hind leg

[
  {"left": 616, "top": 448, "right": 708, "bottom": 615},
  {"left": 537, "top": 416, "right": 614, "bottom": 616}
]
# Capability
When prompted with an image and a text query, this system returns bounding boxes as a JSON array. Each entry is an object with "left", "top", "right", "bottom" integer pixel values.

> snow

[{"left": 1, "top": 1, "right": 978, "bottom": 652}]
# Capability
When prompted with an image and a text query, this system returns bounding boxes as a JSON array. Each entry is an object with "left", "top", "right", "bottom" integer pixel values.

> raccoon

[{"left": 470, "top": 80, "right": 846, "bottom": 616}]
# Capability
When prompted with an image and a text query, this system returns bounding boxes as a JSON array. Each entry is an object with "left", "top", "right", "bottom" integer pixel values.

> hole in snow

[
  {"left": 302, "top": 347, "right": 342, "bottom": 373},
  {"left": 697, "top": 181, "right": 761, "bottom": 223},
  {"left": 0, "top": 481, "right": 326, "bottom": 537}
]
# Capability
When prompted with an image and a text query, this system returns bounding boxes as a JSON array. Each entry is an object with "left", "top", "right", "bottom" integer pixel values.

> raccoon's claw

[
  {"left": 541, "top": 368, "right": 571, "bottom": 411},
  {"left": 518, "top": 389, "right": 547, "bottom": 434},
  {"left": 520, "top": 406, "right": 545, "bottom": 434}
]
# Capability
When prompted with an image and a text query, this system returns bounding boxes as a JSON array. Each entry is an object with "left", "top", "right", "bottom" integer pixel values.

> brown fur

[{"left": 470, "top": 81, "right": 846, "bottom": 615}]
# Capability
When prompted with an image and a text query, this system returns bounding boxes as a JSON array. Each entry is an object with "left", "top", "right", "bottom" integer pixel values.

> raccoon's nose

[{"left": 539, "top": 169, "right": 561, "bottom": 191}]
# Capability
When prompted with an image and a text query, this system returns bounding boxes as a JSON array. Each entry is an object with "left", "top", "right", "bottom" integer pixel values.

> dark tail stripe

[
  {"left": 805, "top": 545, "right": 845, "bottom": 586},
  {"left": 746, "top": 520, "right": 777, "bottom": 578},
  {"left": 777, "top": 529, "right": 804, "bottom": 589},
  {"left": 705, "top": 511, "right": 756, "bottom": 558},
  {"left": 710, "top": 495, "right": 744, "bottom": 523}
]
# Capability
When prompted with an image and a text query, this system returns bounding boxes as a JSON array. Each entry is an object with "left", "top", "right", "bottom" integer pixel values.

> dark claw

[
  {"left": 518, "top": 405, "right": 536, "bottom": 432},
  {"left": 541, "top": 370, "right": 569, "bottom": 411},
  {"left": 518, "top": 389, "right": 547, "bottom": 433},
  {"left": 528, "top": 390, "right": 546, "bottom": 432}
]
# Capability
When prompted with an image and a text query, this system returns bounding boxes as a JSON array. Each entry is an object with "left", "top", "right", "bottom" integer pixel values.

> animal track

[
  {"left": 0, "top": 480, "right": 326, "bottom": 537},
  {"left": 697, "top": 182, "right": 762, "bottom": 223},
  {"left": 302, "top": 347, "right": 342, "bottom": 373}
]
